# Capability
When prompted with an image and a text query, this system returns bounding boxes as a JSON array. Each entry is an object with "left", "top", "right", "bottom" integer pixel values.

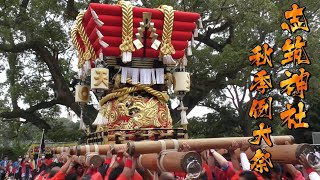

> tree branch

[
  {"left": 20, "top": 0, "right": 30, "bottom": 9},
  {"left": 0, "top": 110, "right": 51, "bottom": 130},
  {"left": 195, "top": 34, "right": 223, "bottom": 52},
  {"left": 232, "top": 85, "right": 241, "bottom": 108},
  {"left": 195, "top": 21, "right": 233, "bottom": 52},
  {"left": 66, "top": 0, "right": 79, "bottom": 19},
  {"left": 241, "top": 78, "right": 248, "bottom": 103},
  {"left": 226, "top": 86, "right": 239, "bottom": 110},
  {"left": 0, "top": 41, "right": 37, "bottom": 53},
  {"left": 28, "top": 100, "right": 60, "bottom": 113}
]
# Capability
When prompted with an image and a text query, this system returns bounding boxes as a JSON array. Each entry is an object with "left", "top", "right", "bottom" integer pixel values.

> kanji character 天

[
  {"left": 280, "top": 101, "right": 309, "bottom": 129},
  {"left": 249, "top": 97, "right": 273, "bottom": 119},
  {"left": 280, "top": 68, "right": 310, "bottom": 99},
  {"left": 249, "top": 123, "right": 273, "bottom": 147},
  {"left": 250, "top": 69, "right": 273, "bottom": 95},
  {"left": 249, "top": 43, "right": 273, "bottom": 67},
  {"left": 281, "top": 3, "right": 309, "bottom": 33},
  {"left": 94, "top": 69, "right": 108, "bottom": 86},
  {"left": 250, "top": 149, "right": 274, "bottom": 173},
  {"left": 281, "top": 36, "right": 310, "bottom": 65}
]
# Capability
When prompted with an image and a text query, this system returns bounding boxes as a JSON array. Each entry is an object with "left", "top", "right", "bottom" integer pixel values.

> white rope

[
  {"left": 94, "top": 144, "right": 99, "bottom": 153},
  {"left": 85, "top": 145, "right": 90, "bottom": 153},
  {"left": 172, "top": 139, "right": 179, "bottom": 150},
  {"left": 159, "top": 140, "right": 166, "bottom": 151},
  {"left": 159, "top": 153, "right": 167, "bottom": 172},
  {"left": 137, "top": 155, "right": 144, "bottom": 170}
]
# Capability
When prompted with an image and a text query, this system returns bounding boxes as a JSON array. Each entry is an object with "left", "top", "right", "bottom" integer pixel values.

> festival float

[{"left": 52, "top": 1, "right": 320, "bottom": 176}]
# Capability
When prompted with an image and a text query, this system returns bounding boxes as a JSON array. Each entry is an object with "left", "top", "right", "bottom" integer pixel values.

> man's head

[
  {"left": 48, "top": 166, "right": 61, "bottom": 178},
  {"left": 74, "top": 163, "right": 84, "bottom": 176},
  {"left": 159, "top": 172, "right": 175, "bottom": 180},
  {"left": 18, "top": 156, "right": 22, "bottom": 162},
  {"left": 4, "top": 156, "right": 8, "bottom": 161},
  {"left": 239, "top": 171, "right": 258, "bottom": 180},
  {"left": 108, "top": 165, "right": 124, "bottom": 180}
]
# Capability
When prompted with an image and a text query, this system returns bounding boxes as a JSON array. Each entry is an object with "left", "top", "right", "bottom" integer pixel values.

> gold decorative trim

[
  {"left": 75, "top": 11, "right": 96, "bottom": 68},
  {"left": 99, "top": 78, "right": 169, "bottom": 106},
  {"left": 71, "top": 28, "right": 83, "bottom": 67},
  {"left": 118, "top": 1, "right": 135, "bottom": 52},
  {"left": 159, "top": 5, "right": 175, "bottom": 56}
]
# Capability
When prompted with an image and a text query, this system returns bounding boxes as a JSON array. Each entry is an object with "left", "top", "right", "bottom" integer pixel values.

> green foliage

[{"left": 46, "top": 118, "right": 86, "bottom": 142}]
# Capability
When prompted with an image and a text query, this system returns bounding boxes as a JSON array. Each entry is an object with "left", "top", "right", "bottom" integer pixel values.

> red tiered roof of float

[{"left": 75, "top": 3, "right": 200, "bottom": 64}]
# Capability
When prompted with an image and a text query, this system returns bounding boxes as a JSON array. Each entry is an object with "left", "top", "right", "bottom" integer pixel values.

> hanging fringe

[
  {"left": 156, "top": 68, "right": 164, "bottom": 84},
  {"left": 90, "top": 9, "right": 104, "bottom": 27},
  {"left": 163, "top": 55, "right": 176, "bottom": 65},
  {"left": 92, "top": 111, "right": 108, "bottom": 125},
  {"left": 178, "top": 101, "right": 188, "bottom": 125},
  {"left": 198, "top": 18, "right": 203, "bottom": 29},
  {"left": 151, "top": 69, "right": 156, "bottom": 84},
  {"left": 182, "top": 54, "right": 188, "bottom": 66},
  {"left": 96, "top": 28, "right": 103, "bottom": 39},
  {"left": 193, "top": 26, "right": 199, "bottom": 37},
  {"left": 99, "top": 50, "right": 103, "bottom": 60},
  {"left": 191, "top": 34, "right": 195, "bottom": 47},
  {"left": 84, "top": 61, "right": 92, "bottom": 76},
  {"left": 187, "top": 45, "right": 192, "bottom": 56},
  {"left": 121, "top": 67, "right": 128, "bottom": 83},
  {"left": 99, "top": 39, "right": 109, "bottom": 48},
  {"left": 122, "top": 52, "right": 132, "bottom": 63},
  {"left": 79, "top": 108, "right": 87, "bottom": 130},
  {"left": 131, "top": 68, "right": 139, "bottom": 84}
]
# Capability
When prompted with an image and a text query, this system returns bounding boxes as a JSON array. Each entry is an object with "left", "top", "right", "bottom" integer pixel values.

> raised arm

[
  {"left": 239, "top": 140, "right": 251, "bottom": 171},
  {"left": 228, "top": 141, "right": 241, "bottom": 172},
  {"left": 60, "top": 156, "right": 73, "bottom": 174},
  {"left": 299, "top": 154, "right": 320, "bottom": 180}
]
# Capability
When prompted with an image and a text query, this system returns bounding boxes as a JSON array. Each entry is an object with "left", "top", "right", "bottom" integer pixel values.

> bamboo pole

[
  {"left": 76, "top": 144, "right": 126, "bottom": 156},
  {"left": 229, "top": 144, "right": 311, "bottom": 164},
  {"left": 127, "top": 136, "right": 294, "bottom": 156},
  {"left": 138, "top": 151, "right": 202, "bottom": 173}
]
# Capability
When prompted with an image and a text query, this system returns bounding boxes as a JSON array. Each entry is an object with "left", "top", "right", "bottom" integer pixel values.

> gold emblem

[
  {"left": 94, "top": 69, "right": 108, "bottom": 86},
  {"left": 78, "top": 86, "right": 89, "bottom": 101},
  {"left": 102, "top": 95, "right": 172, "bottom": 130}
]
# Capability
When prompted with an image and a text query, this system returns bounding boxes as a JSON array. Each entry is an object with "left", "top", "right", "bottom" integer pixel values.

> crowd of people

[
  {"left": 0, "top": 141, "right": 319, "bottom": 180},
  {"left": 0, "top": 154, "right": 55, "bottom": 180}
]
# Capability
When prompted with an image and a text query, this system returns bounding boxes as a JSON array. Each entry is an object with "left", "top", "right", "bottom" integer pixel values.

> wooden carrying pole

[
  {"left": 52, "top": 146, "right": 77, "bottom": 155},
  {"left": 76, "top": 144, "right": 126, "bottom": 156},
  {"left": 127, "top": 136, "right": 294, "bottom": 156},
  {"left": 138, "top": 151, "right": 202, "bottom": 173},
  {"left": 233, "top": 144, "right": 311, "bottom": 164},
  {"left": 85, "top": 153, "right": 104, "bottom": 168},
  {"left": 51, "top": 146, "right": 75, "bottom": 155}
]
